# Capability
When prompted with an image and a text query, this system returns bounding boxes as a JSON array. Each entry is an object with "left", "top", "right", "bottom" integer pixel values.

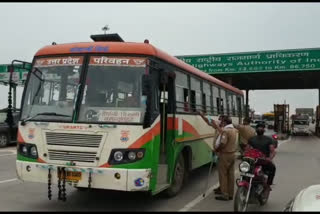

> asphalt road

[{"left": 0, "top": 133, "right": 320, "bottom": 211}]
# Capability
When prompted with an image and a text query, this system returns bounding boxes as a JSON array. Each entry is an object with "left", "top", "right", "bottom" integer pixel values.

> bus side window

[
  {"left": 236, "top": 96, "right": 242, "bottom": 117},
  {"left": 190, "top": 76, "right": 201, "bottom": 113},
  {"left": 202, "top": 93, "right": 206, "bottom": 113},
  {"left": 203, "top": 82, "right": 211, "bottom": 115},
  {"left": 183, "top": 88, "right": 189, "bottom": 112},
  {"left": 220, "top": 89, "right": 226, "bottom": 115},
  {"left": 220, "top": 98, "right": 224, "bottom": 115},
  {"left": 174, "top": 70, "right": 189, "bottom": 113},
  {"left": 216, "top": 97, "right": 220, "bottom": 115},
  {"left": 190, "top": 90, "right": 196, "bottom": 112}
]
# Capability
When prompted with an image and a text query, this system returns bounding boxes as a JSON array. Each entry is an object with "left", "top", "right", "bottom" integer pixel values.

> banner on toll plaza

[{"left": 176, "top": 48, "right": 320, "bottom": 74}]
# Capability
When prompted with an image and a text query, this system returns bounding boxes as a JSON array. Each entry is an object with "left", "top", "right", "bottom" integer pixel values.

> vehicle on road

[
  {"left": 0, "top": 111, "right": 19, "bottom": 148},
  {"left": 262, "top": 112, "right": 275, "bottom": 129},
  {"left": 250, "top": 120, "right": 266, "bottom": 129},
  {"left": 291, "top": 114, "right": 311, "bottom": 136},
  {"left": 14, "top": 33, "right": 245, "bottom": 200},
  {"left": 284, "top": 184, "right": 320, "bottom": 211},
  {"left": 234, "top": 148, "right": 272, "bottom": 212}
]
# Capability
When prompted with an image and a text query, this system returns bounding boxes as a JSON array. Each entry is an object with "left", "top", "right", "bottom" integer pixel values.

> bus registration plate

[{"left": 59, "top": 171, "right": 82, "bottom": 181}]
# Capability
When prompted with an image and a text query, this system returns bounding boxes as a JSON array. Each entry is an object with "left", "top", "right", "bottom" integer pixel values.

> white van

[{"left": 292, "top": 120, "right": 310, "bottom": 136}]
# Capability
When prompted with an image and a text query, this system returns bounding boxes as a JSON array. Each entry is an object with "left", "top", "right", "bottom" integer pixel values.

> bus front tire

[{"left": 164, "top": 154, "right": 186, "bottom": 197}]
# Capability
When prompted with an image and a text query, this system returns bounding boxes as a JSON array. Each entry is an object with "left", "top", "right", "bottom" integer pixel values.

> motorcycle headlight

[
  {"left": 114, "top": 151, "right": 124, "bottom": 162},
  {"left": 239, "top": 161, "right": 250, "bottom": 173}
]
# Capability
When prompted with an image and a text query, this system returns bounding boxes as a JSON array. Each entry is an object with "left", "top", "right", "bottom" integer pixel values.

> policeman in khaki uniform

[
  {"left": 198, "top": 112, "right": 238, "bottom": 201},
  {"left": 213, "top": 116, "right": 238, "bottom": 201},
  {"left": 234, "top": 117, "right": 256, "bottom": 155}
]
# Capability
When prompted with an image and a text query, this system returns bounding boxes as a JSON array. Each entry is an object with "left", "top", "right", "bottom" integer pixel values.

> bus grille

[
  {"left": 46, "top": 133, "right": 103, "bottom": 148},
  {"left": 48, "top": 150, "right": 97, "bottom": 163}
]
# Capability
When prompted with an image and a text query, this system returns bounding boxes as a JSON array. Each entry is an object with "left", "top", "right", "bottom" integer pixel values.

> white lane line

[
  {"left": 0, "top": 150, "right": 17, "bottom": 155},
  {"left": 179, "top": 170, "right": 240, "bottom": 212},
  {"left": 278, "top": 136, "right": 292, "bottom": 148},
  {"left": 0, "top": 178, "right": 18, "bottom": 184},
  {"left": 179, "top": 183, "right": 220, "bottom": 212},
  {"left": 0, "top": 154, "right": 16, "bottom": 157}
]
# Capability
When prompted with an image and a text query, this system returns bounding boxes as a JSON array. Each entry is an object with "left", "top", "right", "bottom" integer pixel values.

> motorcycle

[{"left": 234, "top": 148, "right": 271, "bottom": 212}]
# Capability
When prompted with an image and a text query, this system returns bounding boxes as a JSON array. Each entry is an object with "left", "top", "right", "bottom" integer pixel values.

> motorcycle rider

[
  {"left": 234, "top": 117, "right": 256, "bottom": 156},
  {"left": 246, "top": 123, "right": 276, "bottom": 189}
]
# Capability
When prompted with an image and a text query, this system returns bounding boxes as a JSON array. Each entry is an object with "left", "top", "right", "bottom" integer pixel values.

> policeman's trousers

[{"left": 218, "top": 153, "right": 236, "bottom": 198}]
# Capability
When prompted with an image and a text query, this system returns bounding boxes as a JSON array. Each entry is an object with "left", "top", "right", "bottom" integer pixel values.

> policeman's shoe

[
  {"left": 214, "top": 190, "right": 222, "bottom": 195},
  {"left": 214, "top": 188, "right": 222, "bottom": 194},
  {"left": 215, "top": 196, "right": 230, "bottom": 201}
]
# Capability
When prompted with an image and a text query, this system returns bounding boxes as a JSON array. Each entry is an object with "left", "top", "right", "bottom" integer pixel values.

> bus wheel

[
  {"left": 164, "top": 154, "right": 186, "bottom": 197},
  {"left": 0, "top": 133, "right": 8, "bottom": 148}
]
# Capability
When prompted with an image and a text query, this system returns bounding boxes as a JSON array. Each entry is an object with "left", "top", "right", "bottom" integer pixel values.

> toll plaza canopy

[{"left": 176, "top": 48, "right": 320, "bottom": 90}]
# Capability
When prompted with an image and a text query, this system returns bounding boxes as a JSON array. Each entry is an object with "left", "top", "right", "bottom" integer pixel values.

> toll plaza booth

[
  {"left": 274, "top": 104, "right": 290, "bottom": 138},
  {"left": 0, "top": 63, "right": 29, "bottom": 147}
]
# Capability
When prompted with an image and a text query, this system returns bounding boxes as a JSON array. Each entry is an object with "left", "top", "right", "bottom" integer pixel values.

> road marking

[
  {"left": 0, "top": 154, "right": 16, "bottom": 157},
  {"left": 179, "top": 170, "right": 240, "bottom": 212},
  {"left": 0, "top": 178, "right": 18, "bottom": 184},
  {"left": 179, "top": 183, "right": 219, "bottom": 212},
  {"left": 0, "top": 149, "right": 17, "bottom": 155},
  {"left": 278, "top": 136, "right": 292, "bottom": 148}
]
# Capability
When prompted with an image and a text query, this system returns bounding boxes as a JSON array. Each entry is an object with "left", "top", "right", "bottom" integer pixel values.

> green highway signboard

[
  {"left": 0, "top": 64, "right": 30, "bottom": 84},
  {"left": 176, "top": 48, "right": 320, "bottom": 74}
]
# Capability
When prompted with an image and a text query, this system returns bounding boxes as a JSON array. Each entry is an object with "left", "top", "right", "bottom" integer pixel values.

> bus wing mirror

[{"left": 11, "top": 60, "right": 32, "bottom": 72}]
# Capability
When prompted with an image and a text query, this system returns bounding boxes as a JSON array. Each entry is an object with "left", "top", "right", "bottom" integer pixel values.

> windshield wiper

[{"left": 21, "top": 112, "right": 71, "bottom": 126}]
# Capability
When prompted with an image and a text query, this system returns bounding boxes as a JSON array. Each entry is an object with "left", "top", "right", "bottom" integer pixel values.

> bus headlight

[
  {"left": 114, "top": 151, "right": 124, "bottom": 162},
  {"left": 30, "top": 146, "right": 38, "bottom": 157},
  {"left": 18, "top": 143, "right": 38, "bottom": 159},
  {"left": 109, "top": 149, "right": 146, "bottom": 165},
  {"left": 22, "top": 145, "right": 28, "bottom": 154},
  {"left": 128, "top": 151, "right": 136, "bottom": 160},
  {"left": 239, "top": 161, "right": 250, "bottom": 173}
]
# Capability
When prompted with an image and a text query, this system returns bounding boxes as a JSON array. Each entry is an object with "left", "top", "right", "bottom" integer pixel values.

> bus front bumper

[{"left": 16, "top": 161, "right": 151, "bottom": 192}]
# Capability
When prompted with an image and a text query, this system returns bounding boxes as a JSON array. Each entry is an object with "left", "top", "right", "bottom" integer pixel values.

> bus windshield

[
  {"left": 78, "top": 56, "right": 147, "bottom": 124},
  {"left": 21, "top": 56, "right": 83, "bottom": 122}
]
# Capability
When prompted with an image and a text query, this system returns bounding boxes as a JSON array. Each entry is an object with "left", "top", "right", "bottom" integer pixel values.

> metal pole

[{"left": 13, "top": 85, "right": 16, "bottom": 112}]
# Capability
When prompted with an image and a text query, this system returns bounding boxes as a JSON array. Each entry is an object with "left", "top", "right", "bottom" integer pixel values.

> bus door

[{"left": 157, "top": 71, "right": 175, "bottom": 188}]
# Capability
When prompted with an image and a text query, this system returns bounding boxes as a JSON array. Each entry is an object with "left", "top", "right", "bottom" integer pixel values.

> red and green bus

[{"left": 14, "top": 34, "right": 244, "bottom": 200}]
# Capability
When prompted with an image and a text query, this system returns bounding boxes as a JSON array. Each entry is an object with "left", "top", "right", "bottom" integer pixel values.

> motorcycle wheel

[
  {"left": 258, "top": 187, "right": 270, "bottom": 206},
  {"left": 234, "top": 186, "right": 248, "bottom": 212}
]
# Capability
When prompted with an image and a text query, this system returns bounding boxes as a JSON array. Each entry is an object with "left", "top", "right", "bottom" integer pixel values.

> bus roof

[{"left": 35, "top": 42, "right": 243, "bottom": 95}]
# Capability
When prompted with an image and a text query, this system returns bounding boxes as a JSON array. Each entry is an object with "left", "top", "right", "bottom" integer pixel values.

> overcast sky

[{"left": 0, "top": 3, "right": 319, "bottom": 115}]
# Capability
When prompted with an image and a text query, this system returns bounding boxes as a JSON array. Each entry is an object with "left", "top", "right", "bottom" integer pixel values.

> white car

[{"left": 284, "top": 184, "right": 320, "bottom": 211}]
